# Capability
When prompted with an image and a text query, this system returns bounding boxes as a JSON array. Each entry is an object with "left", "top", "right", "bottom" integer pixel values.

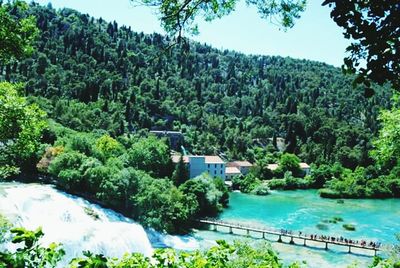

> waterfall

[{"left": 0, "top": 182, "right": 199, "bottom": 266}]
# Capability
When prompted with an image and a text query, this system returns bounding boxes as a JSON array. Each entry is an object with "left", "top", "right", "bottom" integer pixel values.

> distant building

[
  {"left": 225, "top": 166, "right": 241, "bottom": 181},
  {"left": 171, "top": 154, "right": 189, "bottom": 164},
  {"left": 266, "top": 164, "right": 279, "bottom": 171},
  {"left": 267, "top": 162, "right": 311, "bottom": 175},
  {"left": 172, "top": 154, "right": 226, "bottom": 179},
  {"left": 300, "top": 163, "right": 311, "bottom": 175},
  {"left": 150, "top": 130, "right": 183, "bottom": 150},
  {"left": 227, "top": 161, "right": 253, "bottom": 175}
]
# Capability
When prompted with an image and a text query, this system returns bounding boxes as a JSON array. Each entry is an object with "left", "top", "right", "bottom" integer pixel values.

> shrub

[
  {"left": 36, "top": 146, "right": 64, "bottom": 172},
  {"left": 267, "top": 179, "right": 287, "bottom": 190},
  {"left": 251, "top": 182, "right": 270, "bottom": 195},
  {"left": 179, "top": 173, "right": 227, "bottom": 217}
]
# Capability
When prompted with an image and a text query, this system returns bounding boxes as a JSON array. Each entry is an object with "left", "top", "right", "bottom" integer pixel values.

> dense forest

[{"left": 0, "top": 3, "right": 392, "bottom": 168}]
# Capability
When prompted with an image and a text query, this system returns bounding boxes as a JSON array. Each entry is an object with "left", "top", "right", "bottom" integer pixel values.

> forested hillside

[{"left": 0, "top": 2, "right": 392, "bottom": 167}]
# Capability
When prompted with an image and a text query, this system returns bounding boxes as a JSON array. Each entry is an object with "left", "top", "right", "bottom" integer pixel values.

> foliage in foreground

[
  {"left": 0, "top": 227, "right": 65, "bottom": 268},
  {"left": 1, "top": 226, "right": 399, "bottom": 268},
  {"left": 0, "top": 227, "right": 304, "bottom": 268}
]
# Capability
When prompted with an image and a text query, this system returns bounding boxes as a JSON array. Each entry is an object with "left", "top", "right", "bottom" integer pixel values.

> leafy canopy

[
  {"left": 0, "top": 82, "right": 47, "bottom": 178},
  {"left": 0, "top": 1, "right": 38, "bottom": 62},
  {"left": 371, "top": 95, "right": 400, "bottom": 166},
  {"left": 133, "top": 0, "right": 306, "bottom": 39},
  {"left": 323, "top": 0, "right": 400, "bottom": 94}
]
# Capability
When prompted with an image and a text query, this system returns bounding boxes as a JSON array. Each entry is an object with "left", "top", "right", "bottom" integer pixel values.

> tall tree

[{"left": 172, "top": 155, "right": 189, "bottom": 186}]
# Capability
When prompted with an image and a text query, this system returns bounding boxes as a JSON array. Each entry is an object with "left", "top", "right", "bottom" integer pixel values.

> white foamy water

[{"left": 0, "top": 182, "right": 199, "bottom": 266}]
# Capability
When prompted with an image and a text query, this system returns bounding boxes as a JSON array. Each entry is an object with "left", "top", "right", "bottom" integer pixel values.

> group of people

[{"left": 278, "top": 229, "right": 381, "bottom": 249}]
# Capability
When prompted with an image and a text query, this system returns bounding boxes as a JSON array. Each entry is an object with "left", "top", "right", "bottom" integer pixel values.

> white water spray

[{"left": 0, "top": 182, "right": 199, "bottom": 265}]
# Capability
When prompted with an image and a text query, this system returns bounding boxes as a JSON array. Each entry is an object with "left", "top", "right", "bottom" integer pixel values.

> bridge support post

[
  {"left": 246, "top": 229, "right": 250, "bottom": 236},
  {"left": 212, "top": 224, "right": 217, "bottom": 231},
  {"left": 348, "top": 246, "right": 351, "bottom": 253},
  {"left": 277, "top": 235, "right": 282, "bottom": 243},
  {"left": 325, "top": 242, "right": 328, "bottom": 250},
  {"left": 229, "top": 227, "right": 233, "bottom": 234},
  {"left": 262, "top": 232, "right": 265, "bottom": 239},
  {"left": 374, "top": 249, "right": 377, "bottom": 256},
  {"left": 289, "top": 237, "right": 295, "bottom": 245},
  {"left": 303, "top": 239, "right": 306, "bottom": 246}
]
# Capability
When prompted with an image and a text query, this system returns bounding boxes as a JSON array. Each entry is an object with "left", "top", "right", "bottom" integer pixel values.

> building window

[
  {"left": 214, "top": 170, "right": 216, "bottom": 175},
  {"left": 208, "top": 164, "right": 210, "bottom": 168},
  {"left": 220, "top": 170, "right": 223, "bottom": 174},
  {"left": 215, "top": 164, "right": 217, "bottom": 168}
]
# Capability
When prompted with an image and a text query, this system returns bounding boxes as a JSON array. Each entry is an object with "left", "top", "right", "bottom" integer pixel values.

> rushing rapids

[{"left": 0, "top": 182, "right": 198, "bottom": 266}]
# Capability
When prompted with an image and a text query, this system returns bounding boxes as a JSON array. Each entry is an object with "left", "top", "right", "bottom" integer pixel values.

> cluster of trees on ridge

[{"left": 1, "top": 2, "right": 392, "bottom": 165}]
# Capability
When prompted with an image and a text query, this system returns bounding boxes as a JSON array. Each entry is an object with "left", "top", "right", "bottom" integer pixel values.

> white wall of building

[{"left": 188, "top": 156, "right": 226, "bottom": 179}]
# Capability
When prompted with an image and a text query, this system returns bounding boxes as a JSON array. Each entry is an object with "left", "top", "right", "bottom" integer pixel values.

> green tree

[
  {"left": 323, "top": 0, "right": 400, "bottom": 93},
  {"left": 96, "top": 167, "right": 143, "bottom": 211},
  {"left": 137, "top": 0, "right": 399, "bottom": 94},
  {"left": 0, "top": 1, "right": 39, "bottom": 62},
  {"left": 179, "top": 173, "right": 226, "bottom": 216},
  {"left": 172, "top": 155, "right": 189, "bottom": 186},
  {"left": 309, "top": 164, "right": 334, "bottom": 188},
  {"left": 0, "top": 82, "right": 47, "bottom": 178},
  {"left": 125, "top": 136, "right": 173, "bottom": 178},
  {"left": 94, "top": 134, "right": 123, "bottom": 161},
  {"left": 277, "top": 153, "right": 302, "bottom": 177},
  {"left": 69, "top": 240, "right": 287, "bottom": 268},
  {"left": 371, "top": 97, "right": 400, "bottom": 167},
  {"left": 134, "top": 178, "right": 198, "bottom": 233}
]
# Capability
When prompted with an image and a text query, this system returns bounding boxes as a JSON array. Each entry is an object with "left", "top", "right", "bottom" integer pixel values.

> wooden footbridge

[{"left": 197, "top": 219, "right": 381, "bottom": 256}]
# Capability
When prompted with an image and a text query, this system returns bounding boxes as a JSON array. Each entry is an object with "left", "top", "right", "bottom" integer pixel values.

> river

[
  {"left": 0, "top": 182, "right": 399, "bottom": 267},
  {"left": 192, "top": 190, "right": 400, "bottom": 267}
]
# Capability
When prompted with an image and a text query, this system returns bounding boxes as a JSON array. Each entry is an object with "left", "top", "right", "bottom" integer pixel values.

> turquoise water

[
  {"left": 1, "top": 183, "right": 399, "bottom": 267},
  {"left": 194, "top": 190, "right": 400, "bottom": 267}
]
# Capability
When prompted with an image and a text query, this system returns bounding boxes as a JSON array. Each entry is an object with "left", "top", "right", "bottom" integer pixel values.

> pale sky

[{"left": 30, "top": 0, "right": 350, "bottom": 67}]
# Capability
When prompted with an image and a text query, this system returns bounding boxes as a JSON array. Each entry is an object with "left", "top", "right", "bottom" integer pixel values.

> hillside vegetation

[{"left": 0, "top": 3, "right": 392, "bottom": 167}]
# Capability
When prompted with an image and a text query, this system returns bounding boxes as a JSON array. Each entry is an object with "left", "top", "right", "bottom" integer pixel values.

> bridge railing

[{"left": 196, "top": 218, "right": 382, "bottom": 251}]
